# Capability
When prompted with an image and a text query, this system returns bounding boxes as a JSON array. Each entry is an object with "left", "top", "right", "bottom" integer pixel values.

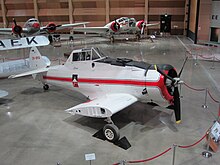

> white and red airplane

[
  {"left": 73, "top": 17, "right": 159, "bottom": 42},
  {"left": 0, "top": 18, "right": 89, "bottom": 42},
  {"left": 10, "top": 47, "right": 186, "bottom": 142}
]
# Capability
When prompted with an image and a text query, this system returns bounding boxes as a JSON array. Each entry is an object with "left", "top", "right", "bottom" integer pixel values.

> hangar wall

[
  {"left": 197, "top": 0, "right": 212, "bottom": 43},
  {"left": 0, "top": 0, "right": 186, "bottom": 35}
]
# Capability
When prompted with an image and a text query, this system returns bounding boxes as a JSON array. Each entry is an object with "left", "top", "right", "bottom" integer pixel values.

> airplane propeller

[
  {"left": 12, "top": 18, "right": 22, "bottom": 37},
  {"left": 113, "top": 19, "right": 120, "bottom": 31},
  {"left": 154, "top": 57, "right": 188, "bottom": 123},
  {"left": 43, "top": 24, "right": 62, "bottom": 32}
]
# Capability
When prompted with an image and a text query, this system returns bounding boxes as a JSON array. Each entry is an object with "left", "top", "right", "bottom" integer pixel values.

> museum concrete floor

[{"left": 0, "top": 35, "right": 220, "bottom": 165}]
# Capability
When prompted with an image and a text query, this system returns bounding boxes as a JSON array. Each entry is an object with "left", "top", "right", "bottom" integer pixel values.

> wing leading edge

[{"left": 65, "top": 94, "right": 138, "bottom": 118}]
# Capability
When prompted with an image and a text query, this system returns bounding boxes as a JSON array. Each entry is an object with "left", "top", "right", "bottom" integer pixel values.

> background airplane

[
  {"left": 10, "top": 47, "right": 186, "bottom": 142},
  {"left": 72, "top": 17, "right": 159, "bottom": 42},
  {"left": 0, "top": 18, "right": 89, "bottom": 43},
  {"left": 0, "top": 36, "right": 50, "bottom": 98}
]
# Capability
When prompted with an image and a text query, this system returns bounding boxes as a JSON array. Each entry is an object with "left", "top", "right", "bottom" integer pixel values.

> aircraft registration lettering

[{"left": 32, "top": 56, "right": 41, "bottom": 60}]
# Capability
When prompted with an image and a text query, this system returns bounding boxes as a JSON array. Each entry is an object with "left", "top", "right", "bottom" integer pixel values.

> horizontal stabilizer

[
  {"left": 8, "top": 67, "right": 49, "bottom": 79},
  {"left": 65, "top": 94, "right": 138, "bottom": 118}
]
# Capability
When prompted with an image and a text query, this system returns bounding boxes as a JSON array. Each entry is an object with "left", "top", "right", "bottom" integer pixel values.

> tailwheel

[
  {"left": 103, "top": 124, "right": 120, "bottom": 142},
  {"left": 43, "top": 84, "right": 49, "bottom": 91}
]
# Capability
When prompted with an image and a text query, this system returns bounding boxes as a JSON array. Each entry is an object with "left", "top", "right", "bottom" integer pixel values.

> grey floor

[{"left": 0, "top": 35, "right": 220, "bottom": 165}]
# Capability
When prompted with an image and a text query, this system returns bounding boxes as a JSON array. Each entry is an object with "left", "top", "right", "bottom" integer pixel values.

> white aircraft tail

[
  {"left": 9, "top": 47, "right": 50, "bottom": 79},
  {"left": 29, "top": 47, "right": 50, "bottom": 69}
]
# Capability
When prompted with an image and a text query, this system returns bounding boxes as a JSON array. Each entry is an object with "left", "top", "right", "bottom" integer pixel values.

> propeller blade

[
  {"left": 178, "top": 56, "right": 188, "bottom": 77},
  {"left": 141, "top": 26, "right": 144, "bottom": 35},
  {"left": 13, "top": 18, "right": 17, "bottom": 26},
  {"left": 173, "top": 86, "right": 181, "bottom": 123}
]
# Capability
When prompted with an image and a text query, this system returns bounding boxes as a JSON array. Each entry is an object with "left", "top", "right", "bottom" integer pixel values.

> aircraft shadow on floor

[
  {"left": 20, "top": 87, "right": 63, "bottom": 95},
  {"left": 0, "top": 98, "right": 13, "bottom": 106},
  {"left": 64, "top": 102, "right": 175, "bottom": 149}
]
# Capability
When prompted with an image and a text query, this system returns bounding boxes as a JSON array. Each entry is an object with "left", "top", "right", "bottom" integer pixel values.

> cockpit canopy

[
  {"left": 27, "top": 18, "right": 38, "bottom": 23},
  {"left": 71, "top": 47, "right": 104, "bottom": 62}
]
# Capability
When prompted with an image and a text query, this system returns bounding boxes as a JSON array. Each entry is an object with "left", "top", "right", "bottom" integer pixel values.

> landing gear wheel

[
  {"left": 136, "top": 34, "right": 140, "bottom": 41},
  {"left": 110, "top": 36, "right": 115, "bottom": 43},
  {"left": 48, "top": 35, "right": 53, "bottom": 43},
  {"left": 103, "top": 124, "right": 120, "bottom": 142},
  {"left": 43, "top": 84, "right": 49, "bottom": 91}
]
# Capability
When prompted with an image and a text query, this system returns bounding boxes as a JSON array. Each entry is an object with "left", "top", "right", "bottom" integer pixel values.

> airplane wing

[
  {"left": 0, "top": 90, "right": 8, "bottom": 98},
  {"left": 0, "top": 36, "right": 50, "bottom": 50},
  {"left": 8, "top": 67, "right": 49, "bottom": 79},
  {"left": 72, "top": 27, "right": 109, "bottom": 34},
  {"left": 146, "top": 23, "right": 160, "bottom": 27},
  {"left": 40, "top": 22, "right": 90, "bottom": 32},
  {"left": 0, "top": 28, "right": 28, "bottom": 34},
  {"left": 0, "top": 28, "right": 13, "bottom": 33},
  {"left": 65, "top": 93, "right": 138, "bottom": 118}
]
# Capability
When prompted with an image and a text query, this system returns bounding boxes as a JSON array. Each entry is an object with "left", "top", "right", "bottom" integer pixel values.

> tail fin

[{"left": 29, "top": 47, "right": 50, "bottom": 69}]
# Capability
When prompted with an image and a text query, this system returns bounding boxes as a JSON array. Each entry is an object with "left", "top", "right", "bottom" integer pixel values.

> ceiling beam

[
  {"left": 33, "top": 0, "right": 38, "bottom": 20},
  {"left": 1, "top": 0, "right": 7, "bottom": 27}
]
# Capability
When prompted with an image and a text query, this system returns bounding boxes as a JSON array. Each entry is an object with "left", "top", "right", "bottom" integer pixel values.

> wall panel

[{"left": 0, "top": 0, "right": 186, "bottom": 35}]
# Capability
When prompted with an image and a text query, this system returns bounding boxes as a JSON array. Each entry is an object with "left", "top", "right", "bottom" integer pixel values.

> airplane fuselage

[
  {"left": 41, "top": 48, "right": 175, "bottom": 108},
  {"left": 23, "top": 18, "right": 40, "bottom": 35}
]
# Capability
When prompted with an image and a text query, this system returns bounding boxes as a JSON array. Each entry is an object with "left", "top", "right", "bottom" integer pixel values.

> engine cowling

[
  {"left": 136, "top": 20, "right": 145, "bottom": 30},
  {"left": 46, "top": 22, "right": 57, "bottom": 33},
  {"left": 110, "top": 21, "right": 120, "bottom": 32},
  {"left": 12, "top": 24, "right": 22, "bottom": 35}
]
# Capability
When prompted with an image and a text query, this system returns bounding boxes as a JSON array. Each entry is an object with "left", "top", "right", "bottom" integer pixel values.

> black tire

[
  {"left": 103, "top": 124, "right": 120, "bottom": 142},
  {"left": 43, "top": 84, "right": 49, "bottom": 90},
  {"left": 136, "top": 34, "right": 140, "bottom": 41},
  {"left": 110, "top": 36, "right": 114, "bottom": 43}
]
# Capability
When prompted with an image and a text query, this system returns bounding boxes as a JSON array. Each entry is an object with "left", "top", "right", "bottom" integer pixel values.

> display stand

[
  {"left": 206, "top": 133, "right": 219, "bottom": 152},
  {"left": 205, "top": 121, "right": 220, "bottom": 152}
]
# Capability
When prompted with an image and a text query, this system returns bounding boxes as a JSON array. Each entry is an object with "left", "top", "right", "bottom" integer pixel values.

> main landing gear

[
  {"left": 103, "top": 117, "right": 120, "bottom": 142},
  {"left": 110, "top": 36, "right": 115, "bottom": 43},
  {"left": 136, "top": 33, "right": 141, "bottom": 41},
  {"left": 48, "top": 35, "right": 53, "bottom": 43},
  {"left": 43, "top": 84, "right": 49, "bottom": 91}
]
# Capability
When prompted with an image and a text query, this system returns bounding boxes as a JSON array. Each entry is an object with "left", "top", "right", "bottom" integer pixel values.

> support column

[
  {"left": 1, "top": 0, "right": 7, "bottom": 28},
  {"left": 33, "top": 0, "right": 38, "bottom": 20},
  {"left": 105, "top": 0, "right": 109, "bottom": 23},
  {"left": 144, "top": 0, "right": 149, "bottom": 22},
  {"left": 68, "top": 0, "right": 73, "bottom": 23}
]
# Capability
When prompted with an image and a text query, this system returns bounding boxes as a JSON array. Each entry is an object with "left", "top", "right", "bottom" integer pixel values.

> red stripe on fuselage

[
  {"left": 43, "top": 75, "right": 173, "bottom": 103},
  {"left": 43, "top": 76, "right": 158, "bottom": 86}
]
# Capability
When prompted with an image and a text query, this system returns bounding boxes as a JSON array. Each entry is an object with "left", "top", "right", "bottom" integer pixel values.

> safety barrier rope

[
  {"left": 183, "top": 83, "right": 220, "bottom": 103},
  {"left": 207, "top": 90, "right": 220, "bottom": 103},
  {"left": 112, "top": 133, "right": 207, "bottom": 165},
  {"left": 127, "top": 147, "right": 172, "bottom": 164},
  {"left": 178, "top": 133, "right": 207, "bottom": 149},
  {"left": 183, "top": 83, "right": 205, "bottom": 91}
]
